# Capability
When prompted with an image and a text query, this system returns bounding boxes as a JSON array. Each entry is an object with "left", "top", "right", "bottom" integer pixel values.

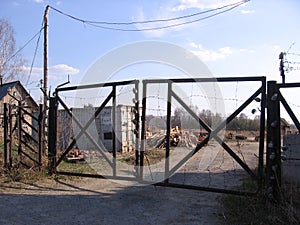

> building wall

[
  {"left": 0, "top": 85, "right": 38, "bottom": 139},
  {"left": 57, "top": 105, "right": 136, "bottom": 152}
]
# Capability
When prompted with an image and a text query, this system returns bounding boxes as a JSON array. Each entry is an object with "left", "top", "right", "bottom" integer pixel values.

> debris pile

[
  {"left": 65, "top": 149, "right": 84, "bottom": 162},
  {"left": 146, "top": 127, "right": 208, "bottom": 149}
]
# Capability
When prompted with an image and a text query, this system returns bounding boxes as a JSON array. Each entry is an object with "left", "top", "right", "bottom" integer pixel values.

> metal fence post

[
  {"left": 3, "top": 103, "right": 8, "bottom": 168},
  {"left": 17, "top": 100, "right": 22, "bottom": 161},
  {"left": 48, "top": 97, "right": 58, "bottom": 174},
  {"left": 38, "top": 104, "right": 44, "bottom": 167},
  {"left": 112, "top": 85, "right": 116, "bottom": 176},
  {"left": 165, "top": 81, "right": 172, "bottom": 183},
  {"left": 133, "top": 81, "right": 140, "bottom": 177},
  {"left": 266, "top": 80, "right": 281, "bottom": 202},
  {"left": 8, "top": 104, "right": 12, "bottom": 168}
]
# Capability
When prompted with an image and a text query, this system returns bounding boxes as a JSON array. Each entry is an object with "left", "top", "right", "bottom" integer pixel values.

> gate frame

[
  {"left": 48, "top": 79, "right": 140, "bottom": 181},
  {"left": 140, "top": 76, "right": 266, "bottom": 195},
  {"left": 266, "top": 80, "right": 300, "bottom": 202},
  {"left": 3, "top": 101, "right": 44, "bottom": 169},
  {"left": 48, "top": 76, "right": 266, "bottom": 196}
]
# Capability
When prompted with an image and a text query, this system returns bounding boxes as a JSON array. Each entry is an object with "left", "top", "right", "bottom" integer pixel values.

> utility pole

[
  {"left": 44, "top": 5, "right": 49, "bottom": 108},
  {"left": 43, "top": 5, "right": 50, "bottom": 153},
  {"left": 279, "top": 52, "right": 285, "bottom": 84}
]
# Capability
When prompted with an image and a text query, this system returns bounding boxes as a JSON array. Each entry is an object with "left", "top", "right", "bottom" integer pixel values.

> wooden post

[
  {"left": 17, "top": 101, "right": 22, "bottom": 159},
  {"left": 43, "top": 5, "right": 50, "bottom": 156},
  {"left": 3, "top": 103, "right": 8, "bottom": 168},
  {"left": 43, "top": 5, "right": 49, "bottom": 109},
  {"left": 38, "top": 104, "right": 44, "bottom": 167},
  {"left": 8, "top": 104, "right": 12, "bottom": 167}
]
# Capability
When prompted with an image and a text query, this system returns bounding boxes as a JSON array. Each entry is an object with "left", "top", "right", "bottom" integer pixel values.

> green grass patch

[{"left": 57, "top": 159, "right": 97, "bottom": 174}]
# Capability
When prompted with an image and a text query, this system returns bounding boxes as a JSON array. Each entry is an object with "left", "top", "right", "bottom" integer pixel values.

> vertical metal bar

[
  {"left": 258, "top": 78, "right": 266, "bottom": 190},
  {"left": 139, "top": 81, "right": 148, "bottom": 180},
  {"left": 134, "top": 81, "right": 140, "bottom": 172},
  {"left": 17, "top": 101, "right": 22, "bottom": 160},
  {"left": 38, "top": 104, "right": 44, "bottom": 167},
  {"left": 8, "top": 104, "right": 12, "bottom": 167},
  {"left": 48, "top": 97, "right": 58, "bottom": 174},
  {"left": 112, "top": 85, "right": 117, "bottom": 176},
  {"left": 266, "top": 81, "right": 281, "bottom": 202},
  {"left": 165, "top": 81, "right": 172, "bottom": 183},
  {"left": 3, "top": 103, "right": 8, "bottom": 168},
  {"left": 279, "top": 93, "right": 300, "bottom": 132}
]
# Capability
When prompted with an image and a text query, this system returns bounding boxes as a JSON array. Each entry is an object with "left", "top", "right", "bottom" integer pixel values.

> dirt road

[
  {"left": 0, "top": 177, "right": 222, "bottom": 225},
  {"left": 0, "top": 141, "right": 259, "bottom": 225}
]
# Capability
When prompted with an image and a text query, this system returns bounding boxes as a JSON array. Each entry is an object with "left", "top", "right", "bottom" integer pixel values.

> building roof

[
  {"left": 0, "top": 81, "right": 38, "bottom": 109},
  {"left": 0, "top": 81, "right": 18, "bottom": 100},
  {"left": 280, "top": 118, "right": 290, "bottom": 128}
]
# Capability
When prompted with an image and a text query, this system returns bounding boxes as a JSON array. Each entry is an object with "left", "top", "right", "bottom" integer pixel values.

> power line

[
  {"left": 287, "top": 52, "right": 300, "bottom": 57},
  {"left": 2, "top": 27, "right": 45, "bottom": 69},
  {"left": 49, "top": 0, "right": 249, "bottom": 32},
  {"left": 50, "top": 0, "right": 248, "bottom": 26},
  {"left": 26, "top": 22, "right": 44, "bottom": 86}
]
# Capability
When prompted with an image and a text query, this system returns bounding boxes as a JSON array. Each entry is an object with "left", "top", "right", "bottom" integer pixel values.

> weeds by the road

[{"left": 221, "top": 181, "right": 300, "bottom": 225}]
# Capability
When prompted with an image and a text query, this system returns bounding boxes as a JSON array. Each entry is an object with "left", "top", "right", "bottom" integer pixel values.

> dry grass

[
  {"left": 221, "top": 181, "right": 300, "bottom": 225},
  {"left": 117, "top": 148, "right": 165, "bottom": 165}
]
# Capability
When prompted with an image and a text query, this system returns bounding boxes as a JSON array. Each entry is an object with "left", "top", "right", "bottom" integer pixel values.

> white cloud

[
  {"left": 50, "top": 64, "right": 80, "bottom": 75},
  {"left": 33, "top": 0, "right": 45, "bottom": 3},
  {"left": 272, "top": 45, "right": 281, "bottom": 51},
  {"left": 133, "top": 6, "right": 191, "bottom": 37},
  {"left": 133, "top": 8, "right": 167, "bottom": 38},
  {"left": 23, "top": 64, "right": 79, "bottom": 79},
  {"left": 241, "top": 10, "right": 255, "bottom": 14},
  {"left": 239, "top": 48, "right": 255, "bottom": 53},
  {"left": 189, "top": 42, "right": 233, "bottom": 61},
  {"left": 172, "top": 0, "right": 242, "bottom": 11}
]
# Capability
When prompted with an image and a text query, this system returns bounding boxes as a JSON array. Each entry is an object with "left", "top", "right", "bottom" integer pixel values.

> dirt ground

[
  {"left": 0, "top": 141, "right": 259, "bottom": 225},
  {"left": 0, "top": 177, "right": 223, "bottom": 225}
]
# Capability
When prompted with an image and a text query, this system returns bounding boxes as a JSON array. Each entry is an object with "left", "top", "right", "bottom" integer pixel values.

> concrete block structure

[{"left": 58, "top": 105, "right": 136, "bottom": 152}]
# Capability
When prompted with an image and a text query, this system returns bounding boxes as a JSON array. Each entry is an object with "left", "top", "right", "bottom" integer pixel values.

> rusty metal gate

[
  {"left": 266, "top": 80, "right": 300, "bottom": 201},
  {"left": 48, "top": 76, "right": 266, "bottom": 195},
  {"left": 3, "top": 101, "right": 44, "bottom": 169}
]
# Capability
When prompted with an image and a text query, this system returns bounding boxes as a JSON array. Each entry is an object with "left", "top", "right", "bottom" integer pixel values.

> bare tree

[{"left": 0, "top": 18, "right": 25, "bottom": 84}]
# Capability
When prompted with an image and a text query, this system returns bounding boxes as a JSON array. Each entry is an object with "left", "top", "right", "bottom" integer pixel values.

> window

[{"left": 104, "top": 132, "right": 113, "bottom": 140}]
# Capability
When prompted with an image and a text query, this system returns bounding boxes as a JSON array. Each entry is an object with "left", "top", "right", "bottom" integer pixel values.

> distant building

[
  {"left": 281, "top": 118, "right": 291, "bottom": 136},
  {"left": 0, "top": 81, "right": 38, "bottom": 137},
  {"left": 57, "top": 105, "right": 137, "bottom": 152}
]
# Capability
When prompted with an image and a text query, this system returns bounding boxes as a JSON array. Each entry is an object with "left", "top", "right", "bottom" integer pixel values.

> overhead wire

[
  {"left": 2, "top": 27, "right": 44, "bottom": 69},
  {"left": 50, "top": 0, "right": 248, "bottom": 26},
  {"left": 49, "top": 0, "right": 249, "bottom": 32},
  {"left": 26, "top": 21, "right": 44, "bottom": 86}
]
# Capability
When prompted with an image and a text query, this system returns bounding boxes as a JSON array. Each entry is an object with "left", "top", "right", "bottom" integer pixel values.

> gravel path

[
  {"left": 0, "top": 178, "right": 223, "bottom": 225},
  {"left": 0, "top": 142, "right": 259, "bottom": 225}
]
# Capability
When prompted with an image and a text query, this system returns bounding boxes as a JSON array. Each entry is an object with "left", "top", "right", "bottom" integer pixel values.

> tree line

[{"left": 147, "top": 107, "right": 261, "bottom": 131}]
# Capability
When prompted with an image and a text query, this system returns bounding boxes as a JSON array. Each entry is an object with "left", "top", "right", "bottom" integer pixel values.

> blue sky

[{"left": 1, "top": 0, "right": 300, "bottom": 119}]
